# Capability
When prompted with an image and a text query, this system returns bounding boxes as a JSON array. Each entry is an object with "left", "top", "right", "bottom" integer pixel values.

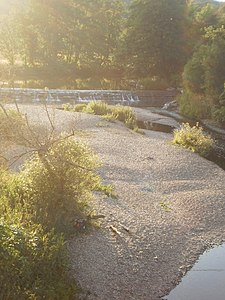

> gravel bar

[{"left": 11, "top": 105, "right": 225, "bottom": 300}]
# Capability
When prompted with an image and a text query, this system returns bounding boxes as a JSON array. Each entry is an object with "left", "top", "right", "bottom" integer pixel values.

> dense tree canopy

[
  {"left": 179, "top": 1, "right": 225, "bottom": 121},
  {"left": 0, "top": 0, "right": 126, "bottom": 87},
  {"left": 125, "top": 0, "right": 188, "bottom": 84},
  {"left": 0, "top": 0, "right": 225, "bottom": 99}
]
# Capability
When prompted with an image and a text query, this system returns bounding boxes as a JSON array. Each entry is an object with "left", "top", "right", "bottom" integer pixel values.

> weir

[{"left": 0, "top": 88, "right": 178, "bottom": 107}]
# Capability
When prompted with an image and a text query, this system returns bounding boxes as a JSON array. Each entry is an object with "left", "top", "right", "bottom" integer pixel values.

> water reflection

[{"left": 163, "top": 244, "right": 225, "bottom": 300}]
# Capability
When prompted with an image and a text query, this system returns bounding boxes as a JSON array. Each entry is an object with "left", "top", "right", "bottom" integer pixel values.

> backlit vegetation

[
  {"left": 0, "top": 106, "right": 111, "bottom": 298},
  {"left": 172, "top": 123, "right": 214, "bottom": 156},
  {"left": 64, "top": 101, "right": 139, "bottom": 131}
]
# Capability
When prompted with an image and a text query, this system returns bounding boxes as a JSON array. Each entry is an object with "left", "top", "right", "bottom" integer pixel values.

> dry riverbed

[{"left": 8, "top": 105, "right": 225, "bottom": 300}]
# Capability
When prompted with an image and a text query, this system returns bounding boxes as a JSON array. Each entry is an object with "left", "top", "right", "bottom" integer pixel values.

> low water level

[{"left": 163, "top": 244, "right": 225, "bottom": 300}]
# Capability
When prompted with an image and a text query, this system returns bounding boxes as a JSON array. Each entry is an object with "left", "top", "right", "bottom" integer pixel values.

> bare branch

[
  {"left": 0, "top": 103, "right": 79, "bottom": 170},
  {"left": 44, "top": 103, "right": 55, "bottom": 132},
  {"left": 63, "top": 159, "right": 93, "bottom": 172},
  {"left": 13, "top": 100, "right": 21, "bottom": 114},
  {"left": 24, "top": 113, "right": 42, "bottom": 148},
  {"left": 0, "top": 103, "right": 9, "bottom": 117},
  {"left": 8, "top": 149, "right": 36, "bottom": 168}
]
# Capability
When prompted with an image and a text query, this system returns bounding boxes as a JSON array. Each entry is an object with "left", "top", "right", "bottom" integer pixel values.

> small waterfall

[{"left": 0, "top": 88, "right": 140, "bottom": 106}]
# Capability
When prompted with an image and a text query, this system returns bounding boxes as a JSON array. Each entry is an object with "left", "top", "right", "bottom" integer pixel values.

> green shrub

[
  {"left": 177, "top": 91, "right": 211, "bottom": 119},
  {"left": 0, "top": 219, "right": 75, "bottom": 300},
  {"left": 62, "top": 100, "right": 139, "bottom": 132},
  {"left": 0, "top": 106, "right": 108, "bottom": 299},
  {"left": 74, "top": 103, "right": 87, "bottom": 112},
  {"left": 172, "top": 123, "right": 214, "bottom": 156},
  {"left": 111, "top": 106, "right": 138, "bottom": 130},
  {"left": 62, "top": 103, "right": 74, "bottom": 111},
  {"left": 212, "top": 106, "right": 225, "bottom": 124},
  {"left": 17, "top": 137, "right": 100, "bottom": 233},
  {"left": 101, "top": 113, "right": 117, "bottom": 122},
  {"left": 125, "top": 113, "right": 138, "bottom": 130},
  {"left": 0, "top": 109, "right": 27, "bottom": 144},
  {"left": 96, "top": 183, "right": 117, "bottom": 198},
  {"left": 85, "top": 101, "right": 110, "bottom": 115},
  {"left": 0, "top": 171, "right": 75, "bottom": 300}
]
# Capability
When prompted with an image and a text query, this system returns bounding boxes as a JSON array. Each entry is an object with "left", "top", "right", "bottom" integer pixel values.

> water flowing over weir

[{"left": 0, "top": 88, "right": 178, "bottom": 107}]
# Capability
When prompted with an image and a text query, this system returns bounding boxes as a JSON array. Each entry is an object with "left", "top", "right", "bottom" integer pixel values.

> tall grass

[
  {"left": 65, "top": 101, "right": 139, "bottom": 131},
  {"left": 172, "top": 123, "right": 214, "bottom": 156}
]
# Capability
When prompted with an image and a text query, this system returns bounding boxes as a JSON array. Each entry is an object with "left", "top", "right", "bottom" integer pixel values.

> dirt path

[{"left": 11, "top": 105, "right": 225, "bottom": 300}]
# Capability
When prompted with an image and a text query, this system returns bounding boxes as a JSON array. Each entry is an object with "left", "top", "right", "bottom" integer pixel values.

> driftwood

[{"left": 109, "top": 225, "right": 121, "bottom": 236}]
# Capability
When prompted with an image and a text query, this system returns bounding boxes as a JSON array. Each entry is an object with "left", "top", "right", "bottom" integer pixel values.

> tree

[
  {"left": 180, "top": 24, "right": 225, "bottom": 119},
  {"left": 12, "top": 0, "right": 125, "bottom": 84},
  {"left": 184, "top": 25, "right": 225, "bottom": 97},
  {"left": 0, "top": 17, "right": 20, "bottom": 66},
  {"left": 124, "top": 0, "right": 189, "bottom": 85}
]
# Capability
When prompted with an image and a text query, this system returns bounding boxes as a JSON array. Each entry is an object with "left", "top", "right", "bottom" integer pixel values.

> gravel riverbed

[{"left": 8, "top": 105, "right": 225, "bottom": 300}]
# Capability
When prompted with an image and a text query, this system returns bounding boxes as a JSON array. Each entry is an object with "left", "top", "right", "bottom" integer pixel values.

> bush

[
  {"left": 111, "top": 106, "right": 138, "bottom": 130},
  {"left": 172, "top": 123, "right": 214, "bottom": 156},
  {"left": 212, "top": 106, "right": 225, "bottom": 124},
  {"left": 74, "top": 103, "right": 87, "bottom": 112},
  {"left": 17, "top": 137, "right": 100, "bottom": 233},
  {"left": 62, "top": 100, "right": 139, "bottom": 131},
  {"left": 62, "top": 103, "right": 74, "bottom": 111},
  {"left": 73, "top": 101, "right": 139, "bottom": 131},
  {"left": 177, "top": 91, "right": 211, "bottom": 119},
  {"left": 85, "top": 101, "right": 110, "bottom": 115},
  {"left": 0, "top": 171, "right": 75, "bottom": 300},
  {"left": 0, "top": 106, "right": 107, "bottom": 299},
  {"left": 0, "top": 106, "right": 110, "bottom": 234},
  {"left": 101, "top": 113, "right": 117, "bottom": 122},
  {"left": 0, "top": 109, "right": 27, "bottom": 145},
  {"left": 0, "top": 219, "right": 75, "bottom": 300}
]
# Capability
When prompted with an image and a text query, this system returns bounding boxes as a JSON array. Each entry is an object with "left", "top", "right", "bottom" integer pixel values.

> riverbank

[{"left": 6, "top": 105, "right": 225, "bottom": 299}]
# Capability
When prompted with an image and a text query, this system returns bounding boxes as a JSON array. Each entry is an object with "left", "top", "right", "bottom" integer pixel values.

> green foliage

[
  {"left": 173, "top": 123, "right": 214, "bottom": 156},
  {"left": 1, "top": 0, "right": 225, "bottom": 91},
  {"left": 178, "top": 91, "right": 211, "bottom": 119},
  {"left": 0, "top": 169, "right": 75, "bottom": 300},
  {"left": 0, "top": 220, "right": 75, "bottom": 300},
  {"left": 85, "top": 101, "right": 110, "bottom": 116},
  {"left": 0, "top": 106, "right": 113, "bottom": 299},
  {"left": 212, "top": 106, "right": 225, "bottom": 124},
  {"left": 101, "top": 113, "right": 117, "bottom": 122},
  {"left": 17, "top": 137, "right": 100, "bottom": 233},
  {"left": 125, "top": 0, "right": 188, "bottom": 83},
  {"left": 110, "top": 106, "right": 138, "bottom": 130},
  {"left": 190, "top": 2, "right": 218, "bottom": 39},
  {"left": 96, "top": 184, "right": 117, "bottom": 199},
  {"left": 0, "top": 109, "right": 26, "bottom": 142},
  {"left": 62, "top": 103, "right": 74, "bottom": 112},
  {"left": 0, "top": 16, "right": 20, "bottom": 66},
  {"left": 74, "top": 103, "right": 87, "bottom": 112},
  {"left": 69, "top": 100, "right": 139, "bottom": 131},
  {"left": 0, "top": 0, "right": 125, "bottom": 85},
  {"left": 62, "top": 103, "right": 88, "bottom": 113},
  {"left": 138, "top": 77, "right": 170, "bottom": 90},
  {"left": 0, "top": 219, "right": 75, "bottom": 300},
  {"left": 183, "top": 46, "right": 207, "bottom": 94},
  {"left": 181, "top": 24, "right": 225, "bottom": 119}
]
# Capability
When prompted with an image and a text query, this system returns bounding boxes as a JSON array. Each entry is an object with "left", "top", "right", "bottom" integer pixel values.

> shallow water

[{"left": 163, "top": 244, "right": 225, "bottom": 300}]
